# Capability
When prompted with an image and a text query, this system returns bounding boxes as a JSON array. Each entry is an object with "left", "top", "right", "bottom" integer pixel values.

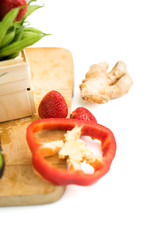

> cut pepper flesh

[{"left": 26, "top": 118, "right": 116, "bottom": 186}]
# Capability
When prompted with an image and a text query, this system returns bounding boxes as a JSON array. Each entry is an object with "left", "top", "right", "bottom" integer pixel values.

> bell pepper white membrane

[
  {"left": 40, "top": 126, "right": 102, "bottom": 174},
  {"left": 40, "top": 140, "right": 64, "bottom": 154}
]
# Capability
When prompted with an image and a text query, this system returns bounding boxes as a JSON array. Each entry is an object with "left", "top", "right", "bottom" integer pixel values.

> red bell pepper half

[{"left": 26, "top": 118, "right": 116, "bottom": 186}]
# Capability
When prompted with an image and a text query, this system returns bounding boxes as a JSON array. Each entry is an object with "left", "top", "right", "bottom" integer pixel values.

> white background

[{"left": 1, "top": 0, "right": 160, "bottom": 239}]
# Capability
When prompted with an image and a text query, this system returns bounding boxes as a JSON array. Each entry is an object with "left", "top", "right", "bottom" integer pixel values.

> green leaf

[{"left": 0, "top": 151, "right": 5, "bottom": 178}]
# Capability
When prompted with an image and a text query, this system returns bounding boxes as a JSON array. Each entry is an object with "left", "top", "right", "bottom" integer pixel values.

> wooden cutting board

[{"left": 0, "top": 47, "right": 74, "bottom": 206}]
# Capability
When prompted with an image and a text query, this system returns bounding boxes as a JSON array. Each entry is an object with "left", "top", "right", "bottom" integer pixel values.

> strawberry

[
  {"left": 0, "top": 0, "right": 28, "bottom": 21},
  {"left": 38, "top": 91, "right": 68, "bottom": 119},
  {"left": 70, "top": 107, "right": 97, "bottom": 122}
]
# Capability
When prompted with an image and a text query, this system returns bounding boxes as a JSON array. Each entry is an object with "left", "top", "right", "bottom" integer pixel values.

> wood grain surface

[{"left": 0, "top": 47, "right": 74, "bottom": 206}]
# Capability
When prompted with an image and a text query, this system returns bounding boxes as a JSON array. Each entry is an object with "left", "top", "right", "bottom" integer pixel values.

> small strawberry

[
  {"left": 38, "top": 91, "right": 68, "bottom": 119},
  {"left": 70, "top": 107, "right": 97, "bottom": 122},
  {"left": 0, "top": 0, "right": 28, "bottom": 21}
]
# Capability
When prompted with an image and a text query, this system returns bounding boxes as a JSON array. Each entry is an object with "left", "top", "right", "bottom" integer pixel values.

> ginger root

[{"left": 79, "top": 61, "right": 133, "bottom": 104}]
